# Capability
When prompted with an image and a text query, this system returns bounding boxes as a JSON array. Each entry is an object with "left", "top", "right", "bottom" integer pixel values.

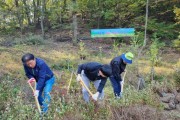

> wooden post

[{"left": 67, "top": 71, "right": 74, "bottom": 94}]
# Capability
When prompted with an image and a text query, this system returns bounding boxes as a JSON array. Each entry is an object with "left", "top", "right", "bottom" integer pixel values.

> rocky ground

[{"left": 157, "top": 88, "right": 180, "bottom": 111}]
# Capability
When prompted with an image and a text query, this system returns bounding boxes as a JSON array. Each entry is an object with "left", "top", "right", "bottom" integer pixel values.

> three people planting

[{"left": 22, "top": 52, "right": 133, "bottom": 113}]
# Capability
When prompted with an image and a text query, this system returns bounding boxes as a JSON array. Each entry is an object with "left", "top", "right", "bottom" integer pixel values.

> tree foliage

[{"left": 0, "top": 0, "right": 179, "bottom": 40}]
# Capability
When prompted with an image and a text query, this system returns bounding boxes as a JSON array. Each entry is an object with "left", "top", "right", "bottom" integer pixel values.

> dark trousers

[{"left": 109, "top": 76, "right": 121, "bottom": 96}]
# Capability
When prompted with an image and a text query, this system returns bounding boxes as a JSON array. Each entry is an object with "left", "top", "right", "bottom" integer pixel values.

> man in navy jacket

[
  {"left": 22, "top": 53, "right": 55, "bottom": 114},
  {"left": 110, "top": 52, "right": 134, "bottom": 98},
  {"left": 77, "top": 62, "right": 112, "bottom": 103}
]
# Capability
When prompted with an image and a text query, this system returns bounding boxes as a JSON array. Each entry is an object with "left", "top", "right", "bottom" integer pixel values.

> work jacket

[
  {"left": 77, "top": 62, "right": 107, "bottom": 93},
  {"left": 23, "top": 58, "right": 54, "bottom": 91},
  {"left": 110, "top": 54, "right": 126, "bottom": 81}
]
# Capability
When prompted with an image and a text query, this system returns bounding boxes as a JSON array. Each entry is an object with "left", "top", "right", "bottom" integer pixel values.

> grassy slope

[{"left": 0, "top": 37, "right": 179, "bottom": 120}]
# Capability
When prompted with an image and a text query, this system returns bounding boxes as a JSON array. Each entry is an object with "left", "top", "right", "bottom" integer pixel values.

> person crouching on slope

[
  {"left": 110, "top": 52, "right": 134, "bottom": 99},
  {"left": 76, "top": 62, "right": 112, "bottom": 103},
  {"left": 22, "top": 53, "right": 55, "bottom": 114}
]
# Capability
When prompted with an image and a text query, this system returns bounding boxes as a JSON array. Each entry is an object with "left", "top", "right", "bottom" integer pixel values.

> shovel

[
  {"left": 74, "top": 73, "right": 93, "bottom": 97},
  {"left": 28, "top": 82, "right": 41, "bottom": 113},
  {"left": 121, "top": 70, "right": 127, "bottom": 94},
  {"left": 79, "top": 77, "right": 93, "bottom": 97}
]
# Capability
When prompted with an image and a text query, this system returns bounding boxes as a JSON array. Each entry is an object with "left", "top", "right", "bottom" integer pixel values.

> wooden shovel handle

[
  {"left": 74, "top": 73, "right": 93, "bottom": 97},
  {"left": 121, "top": 70, "right": 127, "bottom": 93},
  {"left": 123, "top": 70, "right": 127, "bottom": 81},
  {"left": 79, "top": 78, "right": 93, "bottom": 97},
  {"left": 28, "top": 82, "right": 41, "bottom": 113}
]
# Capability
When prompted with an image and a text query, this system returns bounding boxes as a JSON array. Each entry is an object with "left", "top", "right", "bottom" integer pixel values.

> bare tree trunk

[
  {"left": 63, "top": 0, "right": 67, "bottom": 14},
  {"left": 97, "top": 0, "right": 100, "bottom": 28},
  {"left": 151, "top": 66, "right": 155, "bottom": 81},
  {"left": 15, "top": 0, "right": 23, "bottom": 34},
  {"left": 59, "top": 9, "right": 62, "bottom": 24},
  {"left": 144, "top": 0, "right": 149, "bottom": 46},
  {"left": 72, "top": 14, "right": 78, "bottom": 45},
  {"left": 33, "top": 0, "right": 36, "bottom": 24},
  {"left": 71, "top": 0, "right": 77, "bottom": 45},
  {"left": 41, "top": 0, "right": 45, "bottom": 39},
  {"left": 22, "top": 0, "right": 31, "bottom": 25},
  {"left": 34, "top": 0, "right": 41, "bottom": 28},
  {"left": 97, "top": 15, "right": 100, "bottom": 28},
  {"left": 137, "top": 0, "right": 150, "bottom": 75},
  {"left": 116, "top": 2, "right": 121, "bottom": 27}
]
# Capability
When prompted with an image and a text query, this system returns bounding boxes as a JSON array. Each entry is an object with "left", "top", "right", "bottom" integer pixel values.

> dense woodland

[
  {"left": 0, "top": 0, "right": 180, "bottom": 120},
  {"left": 0, "top": 0, "right": 180, "bottom": 41}
]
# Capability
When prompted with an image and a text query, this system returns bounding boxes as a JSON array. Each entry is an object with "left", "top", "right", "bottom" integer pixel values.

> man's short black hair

[{"left": 22, "top": 53, "right": 35, "bottom": 63}]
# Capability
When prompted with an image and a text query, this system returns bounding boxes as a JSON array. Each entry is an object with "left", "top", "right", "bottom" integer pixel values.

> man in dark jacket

[
  {"left": 110, "top": 52, "right": 134, "bottom": 98},
  {"left": 22, "top": 53, "right": 55, "bottom": 114},
  {"left": 77, "top": 62, "right": 112, "bottom": 103}
]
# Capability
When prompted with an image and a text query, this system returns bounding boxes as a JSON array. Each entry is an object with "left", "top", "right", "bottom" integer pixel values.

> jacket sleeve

[
  {"left": 77, "top": 64, "right": 88, "bottom": 74},
  {"left": 36, "top": 63, "right": 46, "bottom": 91},
  {"left": 97, "top": 79, "right": 107, "bottom": 93},
  {"left": 112, "top": 61, "right": 122, "bottom": 81},
  {"left": 77, "top": 64, "right": 86, "bottom": 74},
  {"left": 23, "top": 65, "right": 34, "bottom": 79}
]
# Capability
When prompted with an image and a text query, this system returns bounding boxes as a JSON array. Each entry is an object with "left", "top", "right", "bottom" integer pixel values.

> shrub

[
  {"left": 108, "top": 84, "right": 163, "bottom": 109},
  {"left": 78, "top": 41, "right": 88, "bottom": 60},
  {"left": 147, "top": 18, "right": 177, "bottom": 40},
  {"left": 13, "top": 33, "right": 44, "bottom": 45},
  {"left": 148, "top": 33, "right": 165, "bottom": 67},
  {"left": 173, "top": 34, "right": 180, "bottom": 51},
  {"left": 51, "top": 59, "right": 78, "bottom": 71}
]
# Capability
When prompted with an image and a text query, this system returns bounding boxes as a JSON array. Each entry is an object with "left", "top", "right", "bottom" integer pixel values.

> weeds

[
  {"left": 13, "top": 33, "right": 44, "bottom": 45},
  {"left": 148, "top": 33, "right": 165, "bottom": 81},
  {"left": 0, "top": 35, "right": 179, "bottom": 120},
  {"left": 173, "top": 60, "right": 180, "bottom": 87},
  {"left": 51, "top": 59, "right": 78, "bottom": 71},
  {"left": 108, "top": 84, "right": 163, "bottom": 109},
  {"left": 173, "top": 33, "right": 180, "bottom": 51},
  {"left": 78, "top": 40, "right": 88, "bottom": 60}
]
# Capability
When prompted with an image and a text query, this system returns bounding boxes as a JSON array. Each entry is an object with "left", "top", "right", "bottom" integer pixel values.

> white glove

[
  {"left": 121, "top": 80, "right": 124, "bottom": 84},
  {"left": 34, "top": 90, "right": 39, "bottom": 97},
  {"left": 76, "top": 74, "right": 81, "bottom": 82},
  {"left": 92, "top": 92, "right": 100, "bottom": 101}
]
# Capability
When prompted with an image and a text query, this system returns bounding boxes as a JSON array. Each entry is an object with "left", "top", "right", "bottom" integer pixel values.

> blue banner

[{"left": 91, "top": 28, "right": 135, "bottom": 38}]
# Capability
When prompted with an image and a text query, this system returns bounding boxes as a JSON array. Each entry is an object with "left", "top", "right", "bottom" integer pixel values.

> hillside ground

[{"left": 0, "top": 33, "right": 180, "bottom": 120}]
